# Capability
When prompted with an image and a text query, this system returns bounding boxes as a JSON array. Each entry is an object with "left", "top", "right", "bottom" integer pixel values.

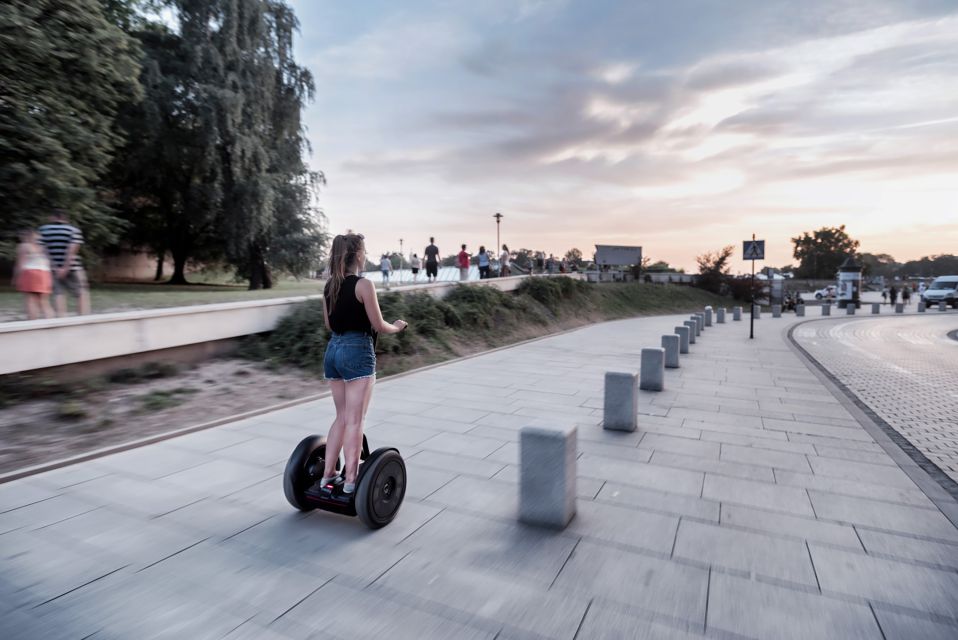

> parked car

[
  {"left": 921, "top": 276, "right": 958, "bottom": 308},
  {"left": 813, "top": 285, "right": 837, "bottom": 300}
]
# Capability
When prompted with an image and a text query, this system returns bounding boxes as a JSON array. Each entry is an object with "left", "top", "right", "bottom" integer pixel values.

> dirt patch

[{"left": 0, "top": 360, "right": 323, "bottom": 475}]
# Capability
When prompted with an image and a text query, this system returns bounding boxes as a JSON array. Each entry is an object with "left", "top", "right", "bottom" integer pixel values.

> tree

[
  {"left": 564, "top": 248, "right": 583, "bottom": 266},
  {"left": 0, "top": 0, "right": 141, "bottom": 258},
  {"left": 644, "top": 260, "right": 675, "bottom": 273},
  {"left": 858, "top": 253, "right": 898, "bottom": 279},
  {"left": 696, "top": 245, "right": 734, "bottom": 294},
  {"left": 791, "top": 225, "right": 860, "bottom": 279}
]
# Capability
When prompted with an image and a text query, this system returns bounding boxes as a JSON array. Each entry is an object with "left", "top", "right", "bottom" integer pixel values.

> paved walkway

[
  {"left": 793, "top": 314, "right": 958, "bottom": 485},
  {"left": 2, "top": 310, "right": 958, "bottom": 639}
]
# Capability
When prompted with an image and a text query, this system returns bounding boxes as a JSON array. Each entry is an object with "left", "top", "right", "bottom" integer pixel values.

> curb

[{"left": 784, "top": 315, "right": 958, "bottom": 530}]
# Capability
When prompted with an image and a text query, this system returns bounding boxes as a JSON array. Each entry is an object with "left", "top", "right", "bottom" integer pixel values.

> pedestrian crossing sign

[{"left": 743, "top": 240, "right": 765, "bottom": 261}]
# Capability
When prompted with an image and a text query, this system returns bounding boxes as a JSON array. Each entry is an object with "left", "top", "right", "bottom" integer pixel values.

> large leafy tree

[
  {"left": 791, "top": 225, "right": 860, "bottom": 279},
  {"left": 696, "top": 245, "right": 734, "bottom": 294},
  {"left": 0, "top": 0, "right": 141, "bottom": 257}
]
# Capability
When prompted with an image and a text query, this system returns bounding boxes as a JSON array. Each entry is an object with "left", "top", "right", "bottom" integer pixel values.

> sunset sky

[{"left": 288, "top": 0, "right": 957, "bottom": 272}]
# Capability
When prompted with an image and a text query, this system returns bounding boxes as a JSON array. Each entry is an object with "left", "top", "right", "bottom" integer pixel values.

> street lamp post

[
  {"left": 493, "top": 212, "right": 503, "bottom": 265},
  {"left": 398, "top": 238, "right": 403, "bottom": 285}
]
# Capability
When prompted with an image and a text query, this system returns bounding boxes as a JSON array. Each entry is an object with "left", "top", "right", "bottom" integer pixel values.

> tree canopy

[
  {"left": 791, "top": 225, "right": 860, "bottom": 279},
  {"left": 696, "top": 245, "right": 734, "bottom": 294}
]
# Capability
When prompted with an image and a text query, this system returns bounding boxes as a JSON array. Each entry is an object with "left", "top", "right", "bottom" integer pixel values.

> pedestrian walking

[
  {"left": 380, "top": 254, "right": 391, "bottom": 288},
  {"left": 500, "top": 244, "right": 511, "bottom": 277},
  {"left": 424, "top": 237, "right": 440, "bottom": 283},
  {"left": 546, "top": 254, "right": 556, "bottom": 274},
  {"left": 560, "top": 257, "right": 568, "bottom": 274},
  {"left": 410, "top": 253, "right": 422, "bottom": 282},
  {"left": 320, "top": 233, "right": 408, "bottom": 494},
  {"left": 536, "top": 252, "right": 544, "bottom": 274},
  {"left": 457, "top": 244, "right": 470, "bottom": 281},
  {"left": 12, "top": 229, "right": 54, "bottom": 320},
  {"left": 39, "top": 209, "right": 90, "bottom": 316},
  {"left": 881, "top": 289, "right": 888, "bottom": 305},
  {"left": 889, "top": 285, "right": 898, "bottom": 306},
  {"left": 477, "top": 246, "right": 491, "bottom": 279},
  {"left": 902, "top": 286, "right": 911, "bottom": 305}
]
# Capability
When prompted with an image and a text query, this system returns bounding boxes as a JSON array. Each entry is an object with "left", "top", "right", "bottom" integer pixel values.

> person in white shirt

[
  {"left": 380, "top": 254, "right": 391, "bottom": 288},
  {"left": 410, "top": 253, "right": 422, "bottom": 282},
  {"left": 499, "top": 244, "right": 511, "bottom": 277}
]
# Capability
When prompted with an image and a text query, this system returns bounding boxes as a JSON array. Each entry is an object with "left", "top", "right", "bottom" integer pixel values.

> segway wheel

[
  {"left": 283, "top": 435, "right": 331, "bottom": 511},
  {"left": 355, "top": 449, "right": 406, "bottom": 529}
]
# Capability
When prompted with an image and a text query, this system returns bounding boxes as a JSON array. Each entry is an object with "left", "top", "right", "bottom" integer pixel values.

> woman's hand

[{"left": 393, "top": 319, "right": 408, "bottom": 332}]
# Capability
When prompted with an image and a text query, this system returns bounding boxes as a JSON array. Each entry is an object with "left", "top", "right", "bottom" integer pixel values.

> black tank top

[{"left": 325, "top": 275, "right": 373, "bottom": 334}]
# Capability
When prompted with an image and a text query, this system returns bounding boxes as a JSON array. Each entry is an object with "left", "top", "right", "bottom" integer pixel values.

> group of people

[
  {"left": 12, "top": 210, "right": 90, "bottom": 320},
  {"left": 880, "top": 285, "right": 913, "bottom": 306},
  {"left": 379, "top": 237, "right": 514, "bottom": 286}
]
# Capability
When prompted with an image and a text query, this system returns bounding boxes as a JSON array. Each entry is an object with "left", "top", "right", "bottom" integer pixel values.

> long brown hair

[{"left": 325, "top": 233, "right": 365, "bottom": 312}]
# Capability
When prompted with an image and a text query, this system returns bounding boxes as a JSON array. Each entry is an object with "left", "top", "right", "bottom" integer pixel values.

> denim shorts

[{"left": 324, "top": 331, "right": 376, "bottom": 382}]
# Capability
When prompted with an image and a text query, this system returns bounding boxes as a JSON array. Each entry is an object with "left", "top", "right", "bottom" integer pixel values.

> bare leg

[
  {"left": 322, "top": 380, "right": 347, "bottom": 479},
  {"left": 342, "top": 377, "right": 375, "bottom": 484},
  {"left": 39, "top": 294, "right": 54, "bottom": 319},
  {"left": 24, "top": 293, "right": 38, "bottom": 320},
  {"left": 78, "top": 288, "right": 91, "bottom": 315},
  {"left": 54, "top": 292, "right": 66, "bottom": 317}
]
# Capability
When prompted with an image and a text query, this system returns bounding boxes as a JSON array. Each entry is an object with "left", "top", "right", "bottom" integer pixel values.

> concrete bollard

[
  {"left": 661, "top": 334, "right": 680, "bottom": 369},
  {"left": 772, "top": 304, "right": 782, "bottom": 318},
  {"left": 753, "top": 305, "right": 762, "bottom": 320},
  {"left": 603, "top": 372, "right": 637, "bottom": 432},
  {"left": 796, "top": 304, "right": 805, "bottom": 317},
  {"left": 940, "top": 301, "right": 948, "bottom": 312},
  {"left": 684, "top": 320, "right": 697, "bottom": 344},
  {"left": 640, "top": 348, "right": 666, "bottom": 391},
  {"left": 872, "top": 303, "right": 881, "bottom": 314},
  {"left": 717, "top": 307, "right": 726, "bottom": 323},
  {"left": 846, "top": 304, "right": 856, "bottom": 315},
  {"left": 519, "top": 425, "right": 576, "bottom": 529},
  {"left": 918, "top": 302, "right": 926, "bottom": 312},
  {"left": 895, "top": 302, "right": 904, "bottom": 314},
  {"left": 693, "top": 314, "right": 704, "bottom": 335},
  {"left": 733, "top": 306, "right": 742, "bottom": 321},
  {"left": 704, "top": 308, "right": 713, "bottom": 327},
  {"left": 674, "top": 326, "right": 690, "bottom": 354},
  {"left": 822, "top": 304, "right": 831, "bottom": 316}
]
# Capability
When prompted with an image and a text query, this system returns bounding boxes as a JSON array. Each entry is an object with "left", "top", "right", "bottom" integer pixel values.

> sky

[{"left": 288, "top": 0, "right": 958, "bottom": 273}]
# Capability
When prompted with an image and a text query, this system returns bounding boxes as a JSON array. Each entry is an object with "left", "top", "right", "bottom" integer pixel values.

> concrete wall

[{"left": 0, "top": 273, "right": 581, "bottom": 375}]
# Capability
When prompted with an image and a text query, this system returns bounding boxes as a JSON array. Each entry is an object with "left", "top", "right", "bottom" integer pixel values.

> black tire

[
  {"left": 283, "top": 435, "right": 330, "bottom": 511},
  {"left": 815, "top": 293, "right": 823, "bottom": 300},
  {"left": 355, "top": 449, "right": 406, "bottom": 529}
]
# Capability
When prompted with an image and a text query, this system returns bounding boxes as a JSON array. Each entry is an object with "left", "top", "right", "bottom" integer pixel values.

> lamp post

[
  {"left": 493, "top": 211, "right": 503, "bottom": 259},
  {"left": 398, "top": 238, "right": 403, "bottom": 285}
]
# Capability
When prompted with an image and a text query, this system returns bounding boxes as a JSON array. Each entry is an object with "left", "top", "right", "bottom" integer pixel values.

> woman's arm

[
  {"left": 356, "top": 278, "right": 407, "bottom": 334},
  {"left": 322, "top": 296, "right": 332, "bottom": 332}
]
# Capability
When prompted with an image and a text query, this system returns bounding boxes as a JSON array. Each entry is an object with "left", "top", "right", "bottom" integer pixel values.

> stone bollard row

[
  {"left": 704, "top": 307, "right": 713, "bottom": 327},
  {"left": 674, "top": 326, "right": 690, "bottom": 354},
  {"left": 603, "top": 372, "right": 637, "bottom": 432},
  {"left": 753, "top": 305, "right": 762, "bottom": 320},
  {"left": 772, "top": 304, "right": 781, "bottom": 318},
  {"left": 846, "top": 304, "right": 856, "bottom": 315},
  {"left": 733, "top": 306, "right": 742, "bottom": 321},
  {"left": 940, "top": 302, "right": 948, "bottom": 312},
  {"left": 918, "top": 302, "right": 926, "bottom": 312},
  {"left": 796, "top": 304, "right": 805, "bottom": 317},
  {"left": 717, "top": 307, "right": 726, "bottom": 323},
  {"left": 640, "top": 348, "right": 665, "bottom": 391},
  {"left": 519, "top": 425, "right": 576, "bottom": 529},
  {"left": 822, "top": 304, "right": 831, "bottom": 316},
  {"left": 684, "top": 320, "right": 697, "bottom": 343},
  {"left": 662, "top": 334, "right": 680, "bottom": 368},
  {"left": 895, "top": 302, "right": 904, "bottom": 314},
  {"left": 872, "top": 303, "right": 881, "bottom": 315},
  {"left": 694, "top": 314, "right": 704, "bottom": 334}
]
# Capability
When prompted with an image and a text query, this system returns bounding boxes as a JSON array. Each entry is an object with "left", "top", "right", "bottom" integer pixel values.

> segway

[{"left": 283, "top": 434, "right": 406, "bottom": 529}]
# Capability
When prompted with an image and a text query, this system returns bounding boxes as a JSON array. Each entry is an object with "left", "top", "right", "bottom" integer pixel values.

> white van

[{"left": 921, "top": 276, "right": 958, "bottom": 308}]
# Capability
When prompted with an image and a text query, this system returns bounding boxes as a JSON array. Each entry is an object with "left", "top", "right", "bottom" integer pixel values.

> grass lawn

[{"left": 0, "top": 279, "right": 324, "bottom": 322}]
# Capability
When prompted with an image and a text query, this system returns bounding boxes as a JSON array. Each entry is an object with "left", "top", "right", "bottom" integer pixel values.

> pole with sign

[{"left": 743, "top": 235, "right": 765, "bottom": 340}]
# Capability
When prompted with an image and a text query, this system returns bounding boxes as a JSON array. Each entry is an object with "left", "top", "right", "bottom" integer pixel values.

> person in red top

[{"left": 457, "top": 244, "right": 470, "bottom": 281}]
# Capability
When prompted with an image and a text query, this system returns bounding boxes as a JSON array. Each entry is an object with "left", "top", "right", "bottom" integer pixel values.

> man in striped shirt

[{"left": 38, "top": 209, "right": 90, "bottom": 316}]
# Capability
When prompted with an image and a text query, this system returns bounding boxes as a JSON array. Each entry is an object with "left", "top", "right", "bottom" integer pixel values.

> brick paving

[
  {"left": 792, "top": 314, "right": 958, "bottom": 484},
  {"left": 2, "top": 310, "right": 957, "bottom": 638}
]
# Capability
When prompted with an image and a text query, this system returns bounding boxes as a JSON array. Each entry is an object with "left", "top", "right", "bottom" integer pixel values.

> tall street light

[{"left": 493, "top": 212, "right": 503, "bottom": 257}]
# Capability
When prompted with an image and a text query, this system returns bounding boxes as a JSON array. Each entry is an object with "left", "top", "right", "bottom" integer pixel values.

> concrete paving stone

[
  {"left": 0, "top": 608, "right": 80, "bottom": 640},
  {"left": 575, "top": 600, "right": 706, "bottom": 639},
  {"left": 720, "top": 503, "right": 863, "bottom": 549},
  {"left": 0, "top": 480, "right": 57, "bottom": 513},
  {"left": 374, "top": 554, "right": 590, "bottom": 640},
  {"left": 158, "top": 458, "right": 279, "bottom": 496},
  {"left": 578, "top": 453, "right": 704, "bottom": 497},
  {"left": 371, "top": 409, "right": 479, "bottom": 434},
  {"left": 515, "top": 404, "right": 603, "bottom": 423},
  {"left": 258, "top": 405, "right": 335, "bottom": 429},
  {"left": 806, "top": 456, "right": 917, "bottom": 489},
  {"left": 506, "top": 388, "right": 593, "bottom": 407},
  {"left": 719, "top": 443, "right": 814, "bottom": 472},
  {"left": 684, "top": 419, "right": 790, "bottom": 441},
  {"left": 417, "top": 432, "right": 507, "bottom": 458},
  {"left": 405, "top": 450, "right": 505, "bottom": 478},
  {"left": 637, "top": 433, "right": 720, "bottom": 459},
  {"left": 553, "top": 539, "right": 709, "bottom": 625},
  {"left": 668, "top": 407, "right": 765, "bottom": 429},
  {"left": 703, "top": 474, "right": 815, "bottom": 516},
  {"left": 214, "top": 435, "right": 306, "bottom": 467},
  {"left": 222, "top": 618, "right": 319, "bottom": 640},
  {"left": 872, "top": 607, "right": 958, "bottom": 640},
  {"left": 574, "top": 424, "right": 645, "bottom": 446},
  {"left": 856, "top": 528, "right": 958, "bottom": 570},
  {"left": 167, "top": 426, "right": 257, "bottom": 452},
  {"left": 402, "top": 466, "right": 458, "bottom": 501},
  {"left": 808, "top": 491, "right": 958, "bottom": 542},
  {"left": 577, "top": 438, "right": 654, "bottom": 463},
  {"left": 466, "top": 424, "right": 524, "bottom": 441},
  {"left": 763, "top": 417, "right": 873, "bottom": 442},
  {"left": 0, "top": 493, "right": 101, "bottom": 535},
  {"left": 786, "top": 432, "right": 883, "bottom": 451},
  {"left": 673, "top": 520, "right": 818, "bottom": 586},
  {"left": 811, "top": 444, "right": 898, "bottom": 466},
  {"left": 484, "top": 440, "right": 517, "bottom": 464},
  {"left": 400, "top": 509, "right": 578, "bottom": 588},
  {"left": 233, "top": 420, "right": 326, "bottom": 443},
  {"left": 27, "top": 464, "right": 111, "bottom": 491},
  {"left": 568, "top": 499, "right": 680, "bottom": 555},
  {"left": 491, "top": 464, "right": 606, "bottom": 499},
  {"left": 775, "top": 470, "right": 932, "bottom": 508},
  {"left": 706, "top": 571, "right": 881, "bottom": 640},
  {"left": 810, "top": 544, "right": 958, "bottom": 618},
  {"left": 426, "top": 475, "right": 517, "bottom": 520},
  {"left": 650, "top": 450, "right": 776, "bottom": 482},
  {"left": 284, "top": 579, "right": 495, "bottom": 640},
  {"left": 409, "top": 403, "right": 490, "bottom": 424},
  {"left": 89, "top": 442, "right": 211, "bottom": 480},
  {"left": 154, "top": 496, "right": 276, "bottom": 539},
  {"left": 364, "top": 398, "right": 443, "bottom": 421},
  {"left": 595, "top": 481, "right": 720, "bottom": 522},
  {"left": 363, "top": 421, "right": 442, "bottom": 446},
  {"left": 764, "top": 400, "right": 852, "bottom": 420}
]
